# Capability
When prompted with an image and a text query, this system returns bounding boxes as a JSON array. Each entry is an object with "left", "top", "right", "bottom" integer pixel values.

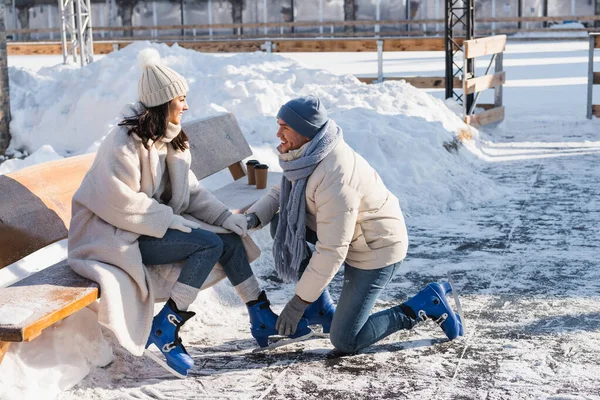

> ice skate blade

[
  {"left": 252, "top": 331, "right": 315, "bottom": 353},
  {"left": 143, "top": 348, "right": 187, "bottom": 379},
  {"left": 447, "top": 273, "right": 466, "bottom": 335}
]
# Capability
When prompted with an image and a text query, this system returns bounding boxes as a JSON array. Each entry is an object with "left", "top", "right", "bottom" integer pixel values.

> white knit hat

[{"left": 137, "top": 48, "right": 189, "bottom": 107}]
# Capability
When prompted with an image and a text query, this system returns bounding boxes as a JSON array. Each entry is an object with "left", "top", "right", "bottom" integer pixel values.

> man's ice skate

[
  {"left": 401, "top": 281, "right": 464, "bottom": 340},
  {"left": 247, "top": 291, "right": 314, "bottom": 353},
  {"left": 144, "top": 299, "right": 195, "bottom": 378},
  {"left": 303, "top": 288, "right": 335, "bottom": 337}
]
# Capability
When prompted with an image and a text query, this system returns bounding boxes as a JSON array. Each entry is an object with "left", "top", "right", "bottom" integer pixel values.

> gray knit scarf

[{"left": 273, "top": 119, "right": 342, "bottom": 282}]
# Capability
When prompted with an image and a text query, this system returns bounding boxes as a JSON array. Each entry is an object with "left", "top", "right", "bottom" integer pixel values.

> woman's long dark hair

[{"left": 118, "top": 101, "right": 188, "bottom": 152}]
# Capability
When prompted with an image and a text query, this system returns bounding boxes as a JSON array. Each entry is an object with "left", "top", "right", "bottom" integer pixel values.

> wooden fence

[
  {"left": 588, "top": 33, "right": 600, "bottom": 119},
  {"left": 462, "top": 35, "right": 507, "bottom": 126}
]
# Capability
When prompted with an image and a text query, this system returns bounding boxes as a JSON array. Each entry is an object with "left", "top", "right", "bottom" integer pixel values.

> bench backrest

[{"left": 0, "top": 113, "right": 251, "bottom": 269}]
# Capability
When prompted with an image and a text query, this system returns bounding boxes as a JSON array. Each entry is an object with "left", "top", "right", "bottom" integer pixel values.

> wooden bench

[{"left": 0, "top": 113, "right": 280, "bottom": 364}]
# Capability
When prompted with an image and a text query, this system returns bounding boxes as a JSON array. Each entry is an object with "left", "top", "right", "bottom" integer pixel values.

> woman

[{"left": 68, "top": 48, "right": 309, "bottom": 378}]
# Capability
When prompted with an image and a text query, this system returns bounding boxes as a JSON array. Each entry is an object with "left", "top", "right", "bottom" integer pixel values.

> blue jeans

[
  {"left": 139, "top": 229, "right": 253, "bottom": 288},
  {"left": 330, "top": 262, "right": 416, "bottom": 354},
  {"left": 270, "top": 213, "right": 415, "bottom": 353}
]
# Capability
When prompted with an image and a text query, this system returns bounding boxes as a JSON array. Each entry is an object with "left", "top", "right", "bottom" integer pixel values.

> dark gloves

[
  {"left": 276, "top": 295, "right": 310, "bottom": 336},
  {"left": 245, "top": 212, "right": 261, "bottom": 229}
]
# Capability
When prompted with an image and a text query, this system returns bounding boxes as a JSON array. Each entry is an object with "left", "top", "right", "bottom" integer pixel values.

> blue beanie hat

[{"left": 277, "top": 96, "right": 329, "bottom": 139}]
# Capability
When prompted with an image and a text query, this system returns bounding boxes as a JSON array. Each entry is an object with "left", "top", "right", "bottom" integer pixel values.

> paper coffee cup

[
  {"left": 246, "top": 160, "right": 260, "bottom": 185},
  {"left": 254, "top": 164, "right": 269, "bottom": 189}
]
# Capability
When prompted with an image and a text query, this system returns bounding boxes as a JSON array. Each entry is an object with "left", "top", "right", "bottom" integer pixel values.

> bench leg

[{"left": 0, "top": 341, "right": 9, "bottom": 365}]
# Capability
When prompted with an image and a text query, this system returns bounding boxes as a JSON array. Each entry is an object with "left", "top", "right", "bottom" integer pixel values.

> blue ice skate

[
  {"left": 402, "top": 282, "right": 464, "bottom": 340},
  {"left": 144, "top": 299, "right": 195, "bottom": 378},
  {"left": 303, "top": 288, "right": 335, "bottom": 334},
  {"left": 247, "top": 291, "right": 313, "bottom": 350}
]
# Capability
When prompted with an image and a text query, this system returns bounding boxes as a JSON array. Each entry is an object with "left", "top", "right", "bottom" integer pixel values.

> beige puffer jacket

[{"left": 247, "top": 138, "right": 408, "bottom": 302}]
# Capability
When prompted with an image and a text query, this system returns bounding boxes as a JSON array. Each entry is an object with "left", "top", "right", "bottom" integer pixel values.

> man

[{"left": 246, "top": 96, "right": 463, "bottom": 353}]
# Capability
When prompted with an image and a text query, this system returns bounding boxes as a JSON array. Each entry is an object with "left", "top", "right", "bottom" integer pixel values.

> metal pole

[
  {"left": 375, "top": 0, "right": 380, "bottom": 35},
  {"left": 444, "top": 0, "right": 452, "bottom": 99},
  {"left": 571, "top": 0, "right": 575, "bottom": 16},
  {"left": 208, "top": 0, "right": 213, "bottom": 38},
  {"left": 180, "top": 0, "right": 184, "bottom": 37},
  {"left": 465, "top": 0, "right": 474, "bottom": 113},
  {"left": 588, "top": 35, "right": 595, "bottom": 119},
  {"left": 263, "top": 0, "right": 267, "bottom": 35},
  {"left": 491, "top": 0, "right": 496, "bottom": 34},
  {"left": 435, "top": 0, "right": 439, "bottom": 34},
  {"left": 59, "top": 0, "right": 68, "bottom": 64},
  {"left": 152, "top": 2, "right": 157, "bottom": 37},
  {"left": 319, "top": 0, "right": 323, "bottom": 35},
  {"left": 49, "top": 5, "right": 54, "bottom": 40},
  {"left": 518, "top": 0, "right": 522, "bottom": 30},
  {"left": 406, "top": 0, "right": 410, "bottom": 32},
  {"left": 290, "top": 0, "right": 294, "bottom": 34},
  {"left": 85, "top": 0, "right": 94, "bottom": 64},
  {"left": 11, "top": 0, "right": 17, "bottom": 40},
  {"left": 74, "top": 0, "right": 85, "bottom": 67}
]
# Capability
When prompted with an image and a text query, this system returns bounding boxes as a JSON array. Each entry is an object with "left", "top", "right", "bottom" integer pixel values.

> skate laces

[
  {"left": 161, "top": 313, "right": 187, "bottom": 354},
  {"left": 417, "top": 309, "right": 448, "bottom": 326}
]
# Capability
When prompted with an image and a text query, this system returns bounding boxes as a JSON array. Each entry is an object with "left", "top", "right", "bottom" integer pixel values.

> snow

[{"left": 1, "top": 39, "right": 600, "bottom": 399}]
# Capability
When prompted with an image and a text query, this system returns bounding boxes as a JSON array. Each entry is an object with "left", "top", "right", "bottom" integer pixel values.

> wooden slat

[
  {"left": 465, "top": 71, "right": 506, "bottom": 95},
  {"left": 592, "top": 105, "right": 600, "bottom": 118},
  {"left": 177, "top": 40, "right": 265, "bottom": 53},
  {"left": 465, "top": 106, "right": 505, "bottom": 126},
  {"left": 228, "top": 161, "right": 246, "bottom": 181},
  {"left": 0, "top": 261, "right": 99, "bottom": 342},
  {"left": 594, "top": 72, "right": 600, "bottom": 85},
  {"left": 595, "top": 35, "right": 600, "bottom": 49},
  {"left": 185, "top": 114, "right": 252, "bottom": 180},
  {"left": 357, "top": 76, "right": 462, "bottom": 88},
  {"left": 0, "top": 341, "right": 9, "bottom": 364},
  {"left": 0, "top": 154, "right": 95, "bottom": 269},
  {"left": 213, "top": 171, "right": 283, "bottom": 214},
  {"left": 465, "top": 35, "right": 507, "bottom": 59},
  {"left": 477, "top": 103, "right": 497, "bottom": 111}
]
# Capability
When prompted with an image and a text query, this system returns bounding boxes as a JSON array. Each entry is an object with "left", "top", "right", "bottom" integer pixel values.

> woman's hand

[
  {"left": 222, "top": 214, "right": 248, "bottom": 236},
  {"left": 169, "top": 214, "right": 202, "bottom": 233}
]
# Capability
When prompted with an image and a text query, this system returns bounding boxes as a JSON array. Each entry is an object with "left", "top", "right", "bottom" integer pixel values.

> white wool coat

[
  {"left": 247, "top": 139, "right": 409, "bottom": 302},
  {"left": 68, "top": 104, "right": 256, "bottom": 356}
]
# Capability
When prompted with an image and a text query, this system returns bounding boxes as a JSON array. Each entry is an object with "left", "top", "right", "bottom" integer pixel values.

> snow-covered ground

[{"left": 1, "top": 39, "right": 600, "bottom": 399}]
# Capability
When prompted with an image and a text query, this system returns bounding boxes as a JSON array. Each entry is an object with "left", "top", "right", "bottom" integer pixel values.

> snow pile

[
  {"left": 5, "top": 41, "right": 499, "bottom": 216},
  {"left": 0, "top": 308, "right": 113, "bottom": 400},
  {"left": 513, "top": 22, "right": 588, "bottom": 39}
]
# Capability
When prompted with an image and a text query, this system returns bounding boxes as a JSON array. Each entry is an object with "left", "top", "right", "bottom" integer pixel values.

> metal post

[
  {"left": 571, "top": 0, "right": 575, "bottom": 16},
  {"left": 377, "top": 40, "right": 384, "bottom": 83},
  {"left": 208, "top": 0, "right": 213, "bottom": 38},
  {"left": 375, "top": 0, "right": 380, "bottom": 36},
  {"left": 263, "top": 0, "right": 268, "bottom": 35},
  {"left": 465, "top": 0, "right": 474, "bottom": 113},
  {"left": 588, "top": 35, "right": 595, "bottom": 119},
  {"left": 180, "top": 0, "right": 185, "bottom": 37},
  {"left": 435, "top": 0, "right": 439, "bottom": 34},
  {"left": 152, "top": 2, "right": 157, "bottom": 37},
  {"left": 491, "top": 0, "right": 496, "bottom": 35},
  {"left": 49, "top": 5, "right": 54, "bottom": 40},
  {"left": 406, "top": 0, "right": 410, "bottom": 32},
  {"left": 59, "top": 0, "right": 68, "bottom": 64},
  {"left": 11, "top": 0, "right": 17, "bottom": 41},
  {"left": 74, "top": 0, "right": 85, "bottom": 67},
  {"left": 445, "top": 0, "right": 473, "bottom": 104},
  {"left": 518, "top": 0, "right": 522, "bottom": 29},
  {"left": 319, "top": 0, "right": 323, "bottom": 35}
]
